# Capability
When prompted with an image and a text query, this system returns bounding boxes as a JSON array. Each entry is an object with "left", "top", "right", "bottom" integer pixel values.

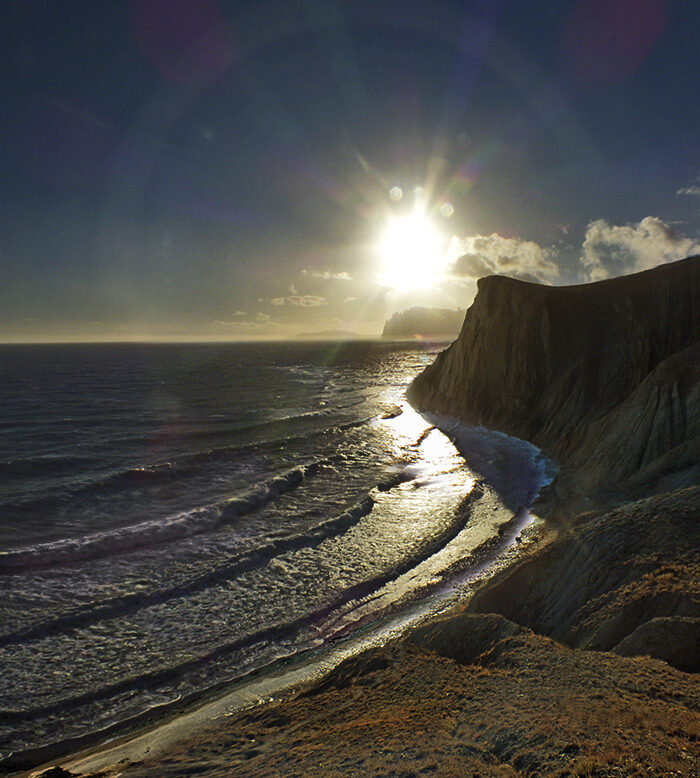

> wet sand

[
  {"left": 19, "top": 504, "right": 554, "bottom": 777},
  {"left": 21, "top": 483, "right": 700, "bottom": 778}
]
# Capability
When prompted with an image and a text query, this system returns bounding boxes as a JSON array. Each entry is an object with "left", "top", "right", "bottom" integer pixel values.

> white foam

[
  {"left": 422, "top": 412, "right": 558, "bottom": 510},
  {"left": 0, "top": 462, "right": 324, "bottom": 572}
]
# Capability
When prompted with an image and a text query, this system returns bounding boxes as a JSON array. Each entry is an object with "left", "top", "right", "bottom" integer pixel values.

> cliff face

[
  {"left": 408, "top": 256, "right": 700, "bottom": 497},
  {"left": 382, "top": 306, "right": 465, "bottom": 338}
]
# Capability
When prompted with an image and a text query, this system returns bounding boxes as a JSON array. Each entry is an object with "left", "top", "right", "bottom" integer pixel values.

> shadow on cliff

[
  {"left": 408, "top": 255, "right": 700, "bottom": 507},
  {"left": 408, "top": 256, "right": 700, "bottom": 673},
  {"left": 428, "top": 417, "right": 557, "bottom": 514}
]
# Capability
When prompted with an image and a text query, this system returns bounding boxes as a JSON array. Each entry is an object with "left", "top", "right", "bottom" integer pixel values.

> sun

[{"left": 377, "top": 212, "right": 447, "bottom": 291}]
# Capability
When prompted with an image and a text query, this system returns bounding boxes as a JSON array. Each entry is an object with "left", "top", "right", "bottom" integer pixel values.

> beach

[
  {"left": 23, "top": 505, "right": 555, "bottom": 778},
  {"left": 0, "top": 341, "right": 556, "bottom": 775},
  {"left": 24, "top": 486, "right": 700, "bottom": 777}
]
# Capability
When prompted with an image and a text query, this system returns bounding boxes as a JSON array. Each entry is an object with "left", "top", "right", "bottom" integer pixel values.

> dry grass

[{"left": 111, "top": 616, "right": 699, "bottom": 778}]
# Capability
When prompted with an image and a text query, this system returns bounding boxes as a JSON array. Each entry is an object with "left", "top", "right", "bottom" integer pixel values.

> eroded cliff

[{"left": 408, "top": 255, "right": 700, "bottom": 500}]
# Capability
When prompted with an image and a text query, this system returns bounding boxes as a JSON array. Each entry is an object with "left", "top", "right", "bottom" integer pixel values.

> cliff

[
  {"left": 408, "top": 256, "right": 700, "bottom": 501},
  {"left": 382, "top": 306, "right": 465, "bottom": 338}
]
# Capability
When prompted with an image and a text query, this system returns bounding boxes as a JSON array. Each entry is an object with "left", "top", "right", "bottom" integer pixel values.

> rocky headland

[
  {"left": 382, "top": 306, "right": 465, "bottom": 339},
  {"left": 28, "top": 259, "right": 699, "bottom": 777},
  {"left": 405, "top": 257, "right": 699, "bottom": 671},
  {"left": 408, "top": 255, "right": 699, "bottom": 507}
]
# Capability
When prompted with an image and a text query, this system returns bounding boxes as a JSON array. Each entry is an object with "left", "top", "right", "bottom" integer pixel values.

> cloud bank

[
  {"left": 270, "top": 295, "right": 328, "bottom": 307},
  {"left": 448, "top": 233, "right": 561, "bottom": 284},
  {"left": 581, "top": 216, "right": 700, "bottom": 280},
  {"left": 449, "top": 216, "right": 700, "bottom": 286},
  {"left": 301, "top": 269, "right": 353, "bottom": 281}
]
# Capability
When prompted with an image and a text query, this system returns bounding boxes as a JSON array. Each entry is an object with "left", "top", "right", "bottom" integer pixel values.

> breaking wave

[{"left": 0, "top": 462, "right": 326, "bottom": 572}]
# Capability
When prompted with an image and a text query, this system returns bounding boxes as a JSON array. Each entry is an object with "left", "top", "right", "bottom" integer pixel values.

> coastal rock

[
  {"left": 613, "top": 616, "right": 700, "bottom": 672},
  {"left": 409, "top": 611, "right": 524, "bottom": 665},
  {"left": 467, "top": 486, "right": 700, "bottom": 671},
  {"left": 407, "top": 260, "right": 699, "bottom": 671},
  {"left": 382, "top": 306, "right": 465, "bottom": 338},
  {"left": 408, "top": 255, "right": 700, "bottom": 498}
]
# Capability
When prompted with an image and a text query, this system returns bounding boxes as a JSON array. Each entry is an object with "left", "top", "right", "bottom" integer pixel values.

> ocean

[{"left": 0, "top": 340, "right": 553, "bottom": 766}]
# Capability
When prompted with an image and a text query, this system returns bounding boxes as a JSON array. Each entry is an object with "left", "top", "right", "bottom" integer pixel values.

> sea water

[{"left": 0, "top": 341, "right": 552, "bottom": 764}]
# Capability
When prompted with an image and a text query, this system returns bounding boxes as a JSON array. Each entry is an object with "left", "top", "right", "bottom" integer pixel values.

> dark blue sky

[{"left": 1, "top": 0, "right": 698, "bottom": 340}]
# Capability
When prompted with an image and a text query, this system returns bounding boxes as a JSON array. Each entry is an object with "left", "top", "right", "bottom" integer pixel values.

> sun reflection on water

[{"left": 380, "top": 401, "right": 475, "bottom": 495}]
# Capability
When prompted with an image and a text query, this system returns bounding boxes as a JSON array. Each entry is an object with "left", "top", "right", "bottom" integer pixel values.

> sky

[{"left": 1, "top": 0, "right": 698, "bottom": 341}]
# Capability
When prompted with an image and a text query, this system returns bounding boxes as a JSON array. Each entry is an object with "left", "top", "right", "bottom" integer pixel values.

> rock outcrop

[
  {"left": 467, "top": 485, "right": 700, "bottom": 671},
  {"left": 408, "top": 256, "right": 700, "bottom": 500},
  {"left": 408, "top": 256, "right": 700, "bottom": 673},
  {"left": 382, "top": 306, "right": 465, "bottom": 338}
]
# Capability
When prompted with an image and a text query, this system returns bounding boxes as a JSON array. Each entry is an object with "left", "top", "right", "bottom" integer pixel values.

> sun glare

[{"left": 377, "top": 212, "right": 447, "bottom": 291}]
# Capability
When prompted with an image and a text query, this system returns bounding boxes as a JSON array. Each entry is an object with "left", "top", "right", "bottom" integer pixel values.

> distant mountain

[
  {"left": 382, "top": 306, "right": 465, "bottom": 339},
  {"left": 408, "top": 256, "right": 700, "bottom": 501}
]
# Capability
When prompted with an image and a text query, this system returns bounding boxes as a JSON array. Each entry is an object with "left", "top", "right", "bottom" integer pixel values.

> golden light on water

[{"left": 381, "top": 402, "right": 475, "bottom": 495}]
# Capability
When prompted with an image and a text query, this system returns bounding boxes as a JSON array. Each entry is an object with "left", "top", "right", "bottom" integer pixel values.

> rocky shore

[{"left": 26, "top": 259, "right": 699, "bottom": 777}]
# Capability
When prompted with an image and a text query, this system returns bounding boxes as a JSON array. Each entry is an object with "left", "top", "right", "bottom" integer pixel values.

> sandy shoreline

[
  {"left": 12, "top": 469, "right": 556, "bottom": 776},
  {"left": 11, "top": 413, "right": 699, "bottom": 777},
  {"left": 28, "top": 486, "right": 697, "bottom": 778}
]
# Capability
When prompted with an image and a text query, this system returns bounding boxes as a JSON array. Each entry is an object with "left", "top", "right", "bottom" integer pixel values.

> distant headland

[{"left": 382, "top": 306, "right": 465, "bottom": 339}]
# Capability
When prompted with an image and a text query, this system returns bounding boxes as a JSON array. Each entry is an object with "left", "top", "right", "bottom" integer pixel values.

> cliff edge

[
  {"left": 33, "top": 264, "right": 700, "bottom": 778},
  {"left": 408, "top": 256, "right": 700, "bottom": 503}
]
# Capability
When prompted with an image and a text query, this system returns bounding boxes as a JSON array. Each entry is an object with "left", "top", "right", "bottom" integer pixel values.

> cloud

[
  {"left": 301, "top": 269, "right": 352, "bottom": 281},
  {"left": 677, "top": 185, "right": 700, "bottom": 197},
  {"left": 215, "top": 311, "right": 270, "bottom": 327},
  {"left": 445, "top": 215, "right": 699, "bottom": 289},
  {"left": 270, "top": 295, "right": 327, "bottom": 307},
  {"left": 581, "top": 216, "right": 700, "bottom": 281},
  {"left": 448, "top": 233, "right": 560, "bottom": 284}
]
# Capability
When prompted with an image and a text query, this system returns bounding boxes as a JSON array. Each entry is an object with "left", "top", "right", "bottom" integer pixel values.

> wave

[
  {"left": 0, "top": 494, "right": 377, "bottom": 647},
  {"left": 0, "top": 456, "right": 461, "bottom": 648},
  {"left": 0, "top": 414, "right": 379, "bottom": 517},
  {"left": 424, "top": 413, "right": 558, "bottom": 510},
  {"left": 0, "top": 462, "right": 325, "bottom": 573},
  {"left": 0, "top": 480, "right": 485, "bottom": 728},
  {"left": 0, "top": 454, "right": 99, "bottom": 478}
]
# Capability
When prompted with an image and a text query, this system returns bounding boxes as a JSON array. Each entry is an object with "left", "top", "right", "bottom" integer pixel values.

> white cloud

[
  {"left": 677, "top": 185, "right": 700, "bottom": 197},
  {"left": 214, "top": 311, "right": 271, "bottom": 329},
  {"left": 301, "top": 269, "right": 353, "bottom": 281},
  {"left": 581, "top": 216, "right": 700, "bottom": 281},
  {"left": 271, "top": 295, "right": 328, "bottom": 307},
  {"left": 444, "top": 216, "right": 699, "bottom": 289},
  {"left": 448, "top": 233, "right": 561, "bottom": 284}
]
